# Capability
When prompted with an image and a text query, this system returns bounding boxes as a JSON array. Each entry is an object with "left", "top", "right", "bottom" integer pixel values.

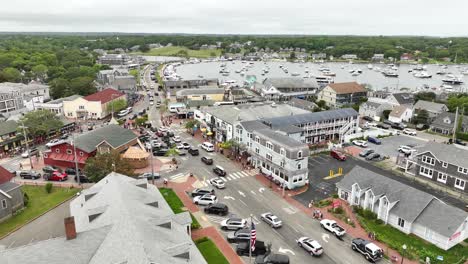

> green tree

[
  {"left": 382, "top": 110, "right": 392, "bottom": 120},
  {"left": 289, "top": 52, "right": 296, "bottom": 60},
  {"left": 139, "top": 44, "right": 150, "bottom": 52},
  {"left": 316, "top": 100, "right": 327, "bottom": 109},
  {"left": 106, "top": 99, "right": 127, "bottom": 113},
  {"left": 69, "top": 76, "right": 96, "bottom": 96},
  {"left": 165, "top": 148, "right": 179, "bottom": 157},
  {"left": 185, "top": 119, "right": 200, "bottom": 130},
  {"left": 447, "top": 94, "right": 468, "bottom": 112},
  {"left": 49, "top": 77, "right": 70, "bottom": 98},
  {"left": 31, "top": 64, "right": 48, "bottom": 81},
  {"left": 414, "top": 109, "right": 430, "bottom": 125},
  {"left": 19, "top": 110, "right": 63, "bottom": 137},
  {"left": 1, "top": 67, "right": 22, "bottom": 82},
  {"left": 84, "top": 151, "right": 135, "bottom": 182},
  {"left": 415, "top": 92, "right": 436, "bottom": 102}
]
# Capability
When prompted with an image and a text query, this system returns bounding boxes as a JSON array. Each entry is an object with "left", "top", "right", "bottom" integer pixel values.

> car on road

[
  {"left": 193, "top": 194, "right": 218, "bottom": 205},
  {"left": 45, "top": 139, "right": 66, "bottom": 148},
  {"left": 188, "top": 147, "right": 199, "bottom": 156},
  {"left": 42, "top": 165, "right": 60, "bottom": 174},
  {"left": 213, "top": 165, "right": 227, "bottom": 176},
  {"left": 367, "top": 137, "right": 381, "bottom": 145},
  {"left": 359, "top": 149, "right": 374, "bottom": 157},
  {"left": 330, "top": 150, "right": 346, "bottom": 161},
  {"left": 201, "top": 142, "right": 215, "bottom": 152},
  {"left": 178, "top": 149, "right": 187, "bottom": 156},
  {"left": 237, "top": 241, "right": 267, "bottom": 257},
  {"left": 255, "top": 253, "right": 290, "bottom": 264},
  {"left": 403, "top": 128, "right": 417, "bottom": 136},
  {"left": 320, "top": 219, "right": 346, "bottom": 237},
  {"left": 398, "top": 145, "right": 415, "bottom": 154},
  {"left": 296, "top": 237, "right": 323, "bottom": 256},
  {"left": 181, "top": 142, "right": 191, "bottom": 149},
  {"left": 173, "top": 136, "right": 181, "bottom": 143},
  {"left": 391, "top": 123, "right": 405, "bottom": 130},
  {"left": 351, "top": 238, "right": 383, "bottom": 263},
  {"left": 352, "top": 140, "right": 368, "bottom": 148},
  {"left": 201, "top": 156, "right": 213, "bottom": 165},
  {"left": 366, "top": 153, "right": 383, "bottom": 161},
  {"left": 44, "top": 171, "right": 68, "bottom": 181},
  {"left": 153, "top": 149, "right": 168, "bottom": 156},
  {"left": 209, "top": 178, "right": 225, "bottom": 189},
  {"left": 220, "top": 218, "right": 247, "bottom": 230},
  {"left": 227, "top": 228, "right": 251, "bottom": 243},
  {"left": 21, "top": 147, "right": 38, "bottom": 158},
  {"left": 176, "top": 143, "right": 185, "bottom": 150},
  {"left": 204, "top": 203, "right": 228, "bottom": 216},
  {"left": 117, "top": 109, "right": 130, "bottom": 117},
  {"left": 74, "top": 175, "right": 91, "bottom": 183},
  {"left": 19, "top": 170, "right": 41, "bottom": 180},
  {"left": 260, "top": 212, "right": 282, "bottom": 228},
  {"left": 191, "top": 188, "right": 215, "bottom": 197},
  {"left": 138, "top": 172, "right": 161, "bottom": 180}
]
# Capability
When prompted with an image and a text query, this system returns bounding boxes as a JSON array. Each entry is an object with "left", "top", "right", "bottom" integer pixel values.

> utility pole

[
  {"left": 20, "top": 121, "right": 33, "bottom": 169},
  {"left": 72, "top": 133, "right": 80, "bottom": 185},
  {"left": 282, "top": 158, "right": 286, "bottom": 197},
  {"left": 453, "top": 107, "right": 459, "bottom": 143},
  {"left": 150, "top": 145, "right": 155, "bottom": 185}
]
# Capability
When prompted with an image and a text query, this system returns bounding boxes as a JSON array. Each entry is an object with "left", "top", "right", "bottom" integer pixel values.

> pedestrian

[{"left": 19, "top": 163, "right": 23, "bottom": 170}]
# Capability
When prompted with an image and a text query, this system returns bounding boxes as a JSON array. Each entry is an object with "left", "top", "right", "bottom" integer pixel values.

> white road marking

[
  {"left": 239, "top": 199, "right": 247, "bottom": 206},
  {"left": 238, "top": 191, "right": 246, "bottom": 197},
  {"left": 258, "top": 187, "right": 265, "bottom": 193},
  {"left": 226, "top": 176, "right": 234, "bottom": 181},
  {"left": 224, "top": 196, "right": 235, "bottom": 200},
  {"left": 290, "top": 226, "right": 300, "bottom": 233},
  {"left": 250, "top": 190, "right": 256, "bottom": 195},
  {"left": 278, "top": 247, "right": 296, "bottom": 255},
  {"left": 219, "top": 177, "right": 228, "bottom": 182},
  {"left": 322, "top": 233, "right": 330, "bottom": 243}
]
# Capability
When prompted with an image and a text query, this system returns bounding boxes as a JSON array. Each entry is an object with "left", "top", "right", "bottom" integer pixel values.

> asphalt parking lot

[{"left": 353, "top": 135, "right": 427, "bottom": 159}]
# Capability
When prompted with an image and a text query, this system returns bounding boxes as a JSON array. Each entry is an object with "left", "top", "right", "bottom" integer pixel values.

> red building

[{"left": 44, "top": 125, "right": 139, "bottom": 169}]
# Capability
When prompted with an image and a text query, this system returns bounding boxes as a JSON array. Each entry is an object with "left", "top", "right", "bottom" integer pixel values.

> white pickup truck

[{"left": 320, "top": 219, "right": 346, "bottom": 237}]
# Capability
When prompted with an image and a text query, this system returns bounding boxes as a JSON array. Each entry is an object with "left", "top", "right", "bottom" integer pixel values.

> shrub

[
  {"left": 317, "top": 199, "right": 332, "bottom": 208},
  {"left": 23, "top": 192, "right": 29, "bottom": 206},
  {"left": 332, "top": 193, "right": 339, "bottom": 198},
  {"left": 375, "top": 219, "right": 384, "bottom": 225},
  {"left": 45, "top": 183, "right": 53, "bottom": 194},
  {"left": 334, "top": 206, "right": 344, "bottom": 214},
  {"left": 195, "top": 237, "right": 210, "bottom": 244},
  {"left": 362, "top": 209, "right": 377, "bottom": 220}
]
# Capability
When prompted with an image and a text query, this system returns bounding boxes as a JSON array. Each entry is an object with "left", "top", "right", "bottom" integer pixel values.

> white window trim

[
  {"left": 421, "top": 155, "right": 435, "bottom": 166},
  {"left": 442, "top": 162, "right": 448, "bottom": 168},
  {"left": 297, "top": 151, "right": 303, "bottom": 159},
  {"left": 397, "top": 217, "right": 405, "bottom": 228},
  {"left": 457, "top": 167, "right": 468, "bottom": 175},
  {"left": 419, "top": 166, "right": 433, "bottom": 178},
  {"left": 437, "top": 172, "right": 447, "bottom": 184},
  {"left": 266, "top": 153, "right": 272, "bottom": 161},
  {"left": 455, "top": 178, "right": 466, "bottom": 190},
  {"left": 1, "top": 199, "right": 7, "bottom": 209},
  {"left": 266, "top": 141, "right": 273, "bottom": 150},
  {"left": 280, "top": 148, "right": 285, "bottom": 156}
]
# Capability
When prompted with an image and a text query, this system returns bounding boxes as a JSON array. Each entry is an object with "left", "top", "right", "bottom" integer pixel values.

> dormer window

[
  {"left": 266, "top": 142, "right": 273, "bottom": 150},
  {"left": 297, "top": 151, "right": 303, "bottom": 159},
  {"left": 280, "top": 148, "right": 285, "bottom": 156}
]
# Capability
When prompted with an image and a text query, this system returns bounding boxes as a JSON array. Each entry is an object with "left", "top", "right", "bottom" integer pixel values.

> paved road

[
  {"left": 0, "top": 200, "right": 71, "bottom": 249},
  {"left": 161, "top": 129, "right": 366, "bottom": 264}
]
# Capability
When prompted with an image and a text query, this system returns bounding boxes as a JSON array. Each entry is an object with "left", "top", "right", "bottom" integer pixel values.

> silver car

[
  {"left": 296, "top": 237, "right": 323, "bottom": 256},
  {"left": 220, "top": 218, "right": 247, "bottom": 231},
  {"left": 209, "top": 178, "right": 226, "bottom": 189},
  {"left": 260, "top": 212, "right": 282, "bottom": 228}
]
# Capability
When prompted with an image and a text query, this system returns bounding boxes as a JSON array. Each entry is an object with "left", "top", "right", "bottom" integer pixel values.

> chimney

[{"left": 64, "top": 216, "right": 77, "bottom": 240}]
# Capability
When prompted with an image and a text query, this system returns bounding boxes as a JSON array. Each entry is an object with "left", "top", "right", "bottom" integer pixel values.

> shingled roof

[
  {"left": 327, "top": 82, "right": 366, "bottom": 94},
  {"left": 74, "top": 125, "right": 137, "bottom": 153}
]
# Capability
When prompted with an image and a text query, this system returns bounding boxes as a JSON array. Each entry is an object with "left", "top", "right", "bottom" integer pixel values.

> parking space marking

[{"left": 239, "top": 199, "right": 247, "bottom": 206}]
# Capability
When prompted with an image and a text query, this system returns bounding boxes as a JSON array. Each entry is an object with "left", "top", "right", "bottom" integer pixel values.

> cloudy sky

[{"left": 0, "top": 0, "right": 466, "bottom": 36}]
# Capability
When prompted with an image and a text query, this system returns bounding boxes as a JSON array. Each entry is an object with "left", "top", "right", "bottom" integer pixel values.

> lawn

[
  {"left": 356, "top": 207, "right": 468, "bottom": 263},
  {"left": 159, "top": 187, "right": 201, "bottom": 229},
  {"left": 195, "top": 237, "right": 230, "bottom": 264},
  {"left": 133, "top": 46, "right": 221, "bottom": 58},
  {"left": 0, "top": 185, "right": 78, "bottom": 238}
]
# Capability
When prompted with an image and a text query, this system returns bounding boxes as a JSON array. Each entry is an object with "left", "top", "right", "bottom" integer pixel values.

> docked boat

[
  {"left": 291, "top": 72, "right": 300, "bottom": 76},
  {"left": 367, "top": 64, "right": 373, "bottom": 69},
  {"left": 442, "top": 75, "right": 464, "bottom": 84},
  {"left": 240, "top": 71, "right": 245, "bottom": 76},
  {"left": 315, "top": 76, "right": 334, "bottom": 85},
  {"left": 436, "top": 70, "right": 447, "bottom": 75},
  {"left": 322, "top": 70, "right": 336, "bottom": 77},
  {"left": 197, "top": 75, "right": 204, "bottom": 78},
  {"left": 351, "top": 71, "right": 360, "bottom": 76},
  {"left": 382, "top": 70, "right": 399, "bottom": 77},
  {"left": 235, "top": 69, "right": 241, "bottom": 73},
  {"left": 414, "top": 71, "right": 432, "bottom": 78},
  {"left": 318, "top": 66, "right": 331, "bottom": 72}
]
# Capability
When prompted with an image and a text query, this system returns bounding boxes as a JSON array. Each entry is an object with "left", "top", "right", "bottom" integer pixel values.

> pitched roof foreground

[
  {"left": 0, "top": 172, "right": 207, "bottom": 264},
  {"left": 73, "top": 124, "right": 137, "bottom": 153}
]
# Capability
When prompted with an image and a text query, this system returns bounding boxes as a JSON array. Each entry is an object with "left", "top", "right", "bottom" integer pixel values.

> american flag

[{"left": 250, "top": 221, "right": 256, "bottom": 252}]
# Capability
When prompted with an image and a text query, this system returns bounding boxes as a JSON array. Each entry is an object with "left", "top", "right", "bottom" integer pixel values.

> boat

[
  {"left": 382, "top": 70, "right": 399, "bottom": 77},
  {"left": 441, "top": 84, "right": 453, "bottom": 90},
  {"left": 279, "top": 64, "right": 283, "bottom": 68},
  {"left": 461, "top": 69, "right": 468, "bottom": 75},
  {"left": 442, "top": 75, "right": 464, "bottom": 84},
  {"left": 235, "top": 69, "right": 241, "bottom": 73},
  {"left": 351, "top": 71, "right": 360, "bottom": 76},
  {"left": 318, "top": 66, "right": 331, "bottom": 72},
  {"left": 240, "top": 71, "right": 245, "bottom": 76},
  {"left": 391, "top": 66, "right": 398, "bottom": 71},
  {"left": 413, "top": 71, "right": 432, "bottom": 78},
  {"left": 222, "top": 72, "right": 230, "bottom": 76},
  {"left": 291, "top": 72, "right": 300, "bottom": 76},
  {"left": 436, "top": 70, "right": 447, "bottom": 75},
  {"left": 367, "top": 64, "right": 373, "bottom": 69},
  {"left": 197, "top": 75, "right": 204, "bottom": 78},
  {"left": 315, "top": 76, "right": 334, "bottom": 85},
  {"left": 322, "top": 70, "right": 336, "bottom": 77}
]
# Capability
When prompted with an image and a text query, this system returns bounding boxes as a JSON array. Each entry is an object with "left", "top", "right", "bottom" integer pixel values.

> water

[{"left": 172, "top": 61, "right": 468, "bottom": 93}]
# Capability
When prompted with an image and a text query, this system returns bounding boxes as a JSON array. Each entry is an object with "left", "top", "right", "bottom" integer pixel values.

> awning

[{"left": 48, "top": 152, "right": 87, "bottom": 164}]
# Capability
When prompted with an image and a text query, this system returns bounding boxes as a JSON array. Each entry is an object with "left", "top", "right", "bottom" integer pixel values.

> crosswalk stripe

[
  {"left": 239, "top": 171, "right": 249, "bottom": 177},
  {"left": 219, "top": 177, "right": 228, "bottom": 182},
  {"left": 226, "top": 176, "right": 234, "bottom": 181},
  {"left": 170, "top": 173, "right": 185, "bottom": 180},
  {"left": 230, "top": 172, "right": 241, "bottom": 179}
]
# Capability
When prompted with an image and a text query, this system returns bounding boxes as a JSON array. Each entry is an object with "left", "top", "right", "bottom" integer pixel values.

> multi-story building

[
  {"left": 317, "top": 82, "right": 367, "bottom": 108},
  {"left": 337, "top": 166, "right": 468, "bottom": 250},
  {"left": 236, "top": 120, "right": 308, "bottom": 189},
  {"left": 0, "top": 82, "right": 50, "bottom": 113},
  {"left": 429, "top": 112, "right": 468, "bottom": 135},
  {"left": 63, "top": 88, "right": 126, "bottom": 120},
  {"left": 97, "top": 54, "right": 130, "bottom": 65},
  {"left": 35, "top": 95, "right": 82, "bottom": 115},
  {"left": 0, "top": 120, "right": 21, "bottom": 155},
  {"left": 261, "top": 108, "right": 359, "bottom": 144},
  {"left": 97, "top": 68, "right": 136, "bottom": 93},
  {"left": 407, "top": 143, "right": 468, "bottom": 193},
  {"left": 254, "top": 78, "right": 319, "bottom": 101}
]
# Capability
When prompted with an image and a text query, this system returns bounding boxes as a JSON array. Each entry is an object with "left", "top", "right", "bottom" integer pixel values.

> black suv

[
  {"left": 42, "top": 166, "right": 59, "bottom": 174},
  {"left": 255, "top": 253, "right": 290, "bottom": 264},
  {"left": 19, "top": 170, "right": 41, "bottom": 179},
  {"left": 237, "top": 241, "right": 267, "bottom": 256},
  {"left": 65, "top": 167, "right": 82, "bottom": 175},
  {"left": 191, "top": 188, "right": 215, "bottom": 197},
  {"left": 153, "top": 149, "right": 168, "bottom": 156},
  {"left": 213, "top": 166, "right": 226, "bottom": 176},
  {"left": 376, "top": 123, "right": 390, "bottom": 129},
  {"left": 188, "top": 147, "right": 199, "bottom": 156},
  {"left": 201, "top": 156, "right": 213, "bottom": 165},
  {"left": 204, "top": 203, "right": 228, "bottom": 216},
  {"left": 74, "top": 175, "right": 91, "bottom": 183}
]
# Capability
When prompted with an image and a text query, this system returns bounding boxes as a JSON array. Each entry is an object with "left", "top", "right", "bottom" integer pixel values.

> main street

[{"left": 160, "top": 125, "right": 366, "bottom": 264}]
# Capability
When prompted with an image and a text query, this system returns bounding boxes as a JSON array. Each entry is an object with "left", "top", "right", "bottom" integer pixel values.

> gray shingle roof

[
  {"left": 430, "top": 112, "right": 468, "bottom": 130},
  {"left": 239, "top": 120, "right": 270, "bottom": 132},
  {"left": 288, "top": 98, "right": 317, "bottom": 110},
  {"left": 254, "top": 128, "right": 306, "bottom": 149},
  {"left": 0, "top": 182, "right": 20, "bottom": 193},
  {"left": 415, "top": 142, "right": 468, "bottom": 169},
  {"left": 48, "top": 95, "right": 82, "bottom": 104},
  {"left": 176, "top": 87, "right": 224, "bottom": 96},
  {"left": 263, "top": 108, "right": 358, "bottom": 128},
  {"left": 264, "top": 77, "right": 318, "bottom": 89},
  {"left": 391, "top": 93, "right": 415, "bottom": 105},
  {"left": 0, "top": 120, "right": 17, "bottom": 136},
  {"left": 74, "top": 125, "right": 137, "bottom": 153},
  {"left": 413, "top": 100, "right": 447, "bottom": 114},
  {"left": 337, "top": 166, "right": 467, "bottom": 235}
]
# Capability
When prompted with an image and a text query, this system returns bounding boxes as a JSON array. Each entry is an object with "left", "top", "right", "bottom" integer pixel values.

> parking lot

[{"left": 351, "top": 134, "right": 427, "bottom": 159}]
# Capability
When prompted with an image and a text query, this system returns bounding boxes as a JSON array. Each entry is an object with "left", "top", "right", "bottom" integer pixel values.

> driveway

[{"left": 0, "top": 200, "right": 71, "bottom": 249}]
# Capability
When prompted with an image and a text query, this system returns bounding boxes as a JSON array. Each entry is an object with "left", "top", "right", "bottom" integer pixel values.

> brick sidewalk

[{"left": 254, "top": 174, "right": 418, "bottom": 264}]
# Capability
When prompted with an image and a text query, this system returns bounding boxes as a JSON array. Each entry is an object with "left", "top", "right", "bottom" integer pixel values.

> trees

[
  {"left": 31, "top": 64, "right": 48, "bottom": 81},
  {"left": 415, "top": 92, "right": 436, "bottom": 102},
  {"left": 19, "top": 110, "right": 63, "bottom": 137},
  {"left": 446, "top": 94, "right": 468, "bottom": 112},
  {"left": 139, "top": 44, "right": 150, "bottom": 52},
  {"left": 106, "top": 99, "right": 127, "bottom": 113},
  {"left": 84, "top": 151, "right": 135, "bottom": 182},
  {"left": 382, "top": 110, "right": 392, "bottom": 120},
  {"left": 0, "top": 67, "right": 22, "bottom": 82},
  {"left": 414, "top": 109, "right": 430, "bottom": 125}
]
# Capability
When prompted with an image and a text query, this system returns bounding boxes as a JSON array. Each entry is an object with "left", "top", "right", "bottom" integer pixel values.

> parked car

[
  {"left": 138, "top": 172, "right": 161, "bottom": 180},
  {"left": 19, "top": 170, "right": 41, "bottom": 179},
  {"left": 359, "top": 149, "right": 374, "bottom": 157},
  {"left": 367, "top": 137, "right": 381, "bottom": 145},
  {"left": 188, "top": 147, "right": 199, "bottom": 156},
  {"left": 153, "top": 149, "right": 168, "bottom": 156},
  {"left": 201, "top": 156, "right": 213, "bottom": 165},
  {"left": 366, "top": 153, "right": 382, "bottom": 161},
  {"left": 391, "top": 123, "right": 405, "bottom": 130},
  {"left": 237, "top": 241, "right": 267, "bottom": 257},
  {"left": 403, "top": 128, "right": 417, "bottom": 136},
  {"left": 74, "top": 175, "right": 91, "bottom": 183},
  {"left": 42, "top": 165, "right": 60, "bottom": 174},
  {"left": 44, "top": 171, "right": 68, "bottom": 181},
  {"left": 201, "top": 142, "right": 215, "bottom": 152},
  {"left": 117, "top": 109, "right": 129, "bottom": 117},
  {"left": 209, "top": 178, "right": 226, "bottom": 189},
  {"left": 227, "top": 228, "right": 251, "bottom": 243},
  {"left": 352, "top": 140, "right": 368, "bottom": 148},
  {"left": 173, "top": 136, "right": 181, "bottom": 143},
  {"left": 398, "top": 145, "right": 415, "bottom": 154},
  {"left": 65, "top": 167, "right": 82, "bottom": 175},
  {"left": 193, "top": 194, "right": 218, "bottom": 205},
  {"left": 260, "top": 212, "right": 282, "bottom": 228},
  {"left": 213, "top": 166, "right": 227, "bottom": 176},
  {"left": 181, "top": 142, "right": 191, "bottom": 149},
  {"left": 296, "top": 237, "right": 323, "bottom": 256},
  {"left": 362, "top": 116, "right": 373, "bottom": 122},
  {"left": 255, "top": 253, "right": 290, "bottom": 264},
  {"left": 376, "top": 123, "right": 390, "bottom": 130},
  {"left": 351, "top": 238, "right": 383, "bottom": 263},
  {"left": 176, "top": 143, "right": 185, "bottom": 150},
  {"left": 21, "top": 147, "right": 38, "bottom": 158},
  {"left": 45, "top": 139, "right": 66, "bottom": 148},
  {"left": 204, "top": 203, "right": 228, "bottom": 216},
  {"left": 330, "top": 150, "right": 346, "bottom": 161},
  {"left": 191, "top": 188, "right": 215, "bottom": 197},
  {"left": 455, "top": 139, "right": 467, "bottom": 146},
  {"left": 320, "top": 219, "right": 346, "bottom": 237},
  {"left": 383, "top": 120, "right": 394, "bottom": 126},
  {"left": 220, "top": 218, "right": 247, "bottom": 231}
]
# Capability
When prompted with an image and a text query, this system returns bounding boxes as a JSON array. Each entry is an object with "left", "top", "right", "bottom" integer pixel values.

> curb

[{"left": 0, "top": 188, "right": 79, "bottom": 241}]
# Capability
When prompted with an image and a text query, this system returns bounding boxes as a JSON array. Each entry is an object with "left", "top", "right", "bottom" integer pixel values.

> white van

[
  {"left": 117, "top": 109, "right": 129, "bottom": 117},
  {"left": 201, "top": 142, "right": 214, "bottom": 152}
]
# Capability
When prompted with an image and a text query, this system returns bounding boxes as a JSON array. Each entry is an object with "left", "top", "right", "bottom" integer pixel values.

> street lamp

[{"left": 401, "top": 244, "right": 407, "bottom": 264}]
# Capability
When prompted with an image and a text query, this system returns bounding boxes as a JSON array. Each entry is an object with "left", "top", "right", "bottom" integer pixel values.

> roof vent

[
  {"left": 173, "top": 251, "right": 190, "bottom": 260},
  {"left": 157, "top": 221, "right": 172, "bottom": 229},
  {"left": 88, "top": 212, "right": 102, "bottom": 222},
  {"left": 136, "top": 182, "right": 147, "bottom": 189},
  {"left": 146, "top": 201, "right": 159, "bottom": 208},
  {"left": 85, "top": 193, "right": 97, "bottom": 201}
]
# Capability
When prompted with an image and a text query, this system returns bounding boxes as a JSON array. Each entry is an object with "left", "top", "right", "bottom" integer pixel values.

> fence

[{"left": 12, "top": 179, "right": 93, "bottom": 189}]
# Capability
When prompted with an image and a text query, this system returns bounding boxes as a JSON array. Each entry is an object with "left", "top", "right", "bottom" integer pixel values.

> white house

[
  {"left": 337, "top": 166, "right": 468, "bottom": 250},
  {"left": 388, "top": 105, "right": 413, "bottom": 123},
  {"left": 63, "top": 88, "right": 126, "bottom": 120}
]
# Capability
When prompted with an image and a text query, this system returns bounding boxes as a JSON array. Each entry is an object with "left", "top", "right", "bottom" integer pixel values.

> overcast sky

[{"left": 0, "top": 0, "right": 466, "bottom": 36}]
